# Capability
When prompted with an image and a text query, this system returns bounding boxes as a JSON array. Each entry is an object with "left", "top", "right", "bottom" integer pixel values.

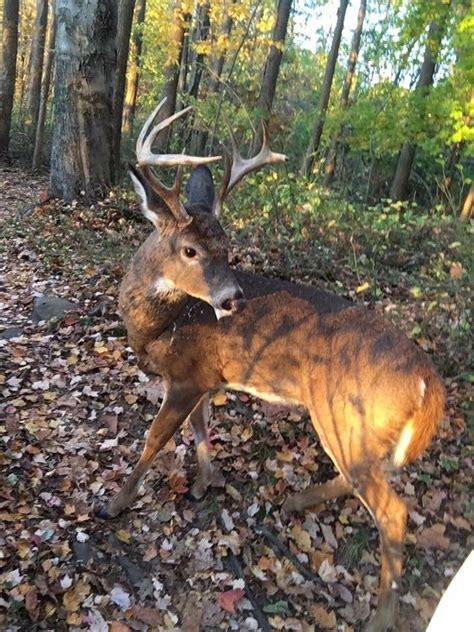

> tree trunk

[
  {"left": 187, "top": 2, "right": 210, "bottom": 99},
  {"left": 123, "top": 0, "right": 147, "bottom": 137},
  {"left": 155, "top": 0, "right": 187, "bottom": 152},
  {"left": 0, "top": 0, "right": 20, "bottom": 155},
  {"left": 113, "top": 0, "right": 136, "bottom": 178},
  {"left": 26, "top": 0, "right": 48, "bottom": 139},
  {"left": 302, "top": 0, "right": 349, "bottom": 177},
  {"left": 194, "top": 0, "right": 237, "bottom": 154},
  {"left": 252, "top": 0, "right": 292, "bottom": 153},
  {"left": 460, "top": 183, "right": 473, "bottom": 221},
  {"left": 324, "top": 0, "right": 366, "bottom": 187},
  {"left": 32, "top": 0, "right": 57, "bottom": 170},
  {"left": 207, "top": 0, "right": 236, "bottom": 93},
  {"left": 390, "top": 20, "right": 446, "bottom": 201},
  {"left": 49, "top": 0, "right": 117, "bottom": 202}
]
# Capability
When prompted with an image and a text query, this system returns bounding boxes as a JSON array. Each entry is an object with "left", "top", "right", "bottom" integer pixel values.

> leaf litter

[{"left": 0, "top": 167, "right": 472, "bottom": 631}]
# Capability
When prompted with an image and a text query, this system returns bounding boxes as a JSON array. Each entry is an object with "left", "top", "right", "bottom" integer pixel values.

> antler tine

[
  {"left": 135, "top": 98, "right": 222, "bottom": 224},
  {"left": 136, "top": 99, "right": 221, "bottom": 168},
  {"left": 136, "top": 97, "right": 167, "bottom": 157},
  {"left": 213, "top": 122, "right": 287, "bottom": 217},
  {"left": 140, "top": 164, "right": 191, "bottom": 225}
]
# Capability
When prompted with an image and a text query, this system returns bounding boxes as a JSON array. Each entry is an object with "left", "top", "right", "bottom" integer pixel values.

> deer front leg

[
  {"left": 99, "top": 386, "right": 203, "bottom": 519},
  {"left": 354, "top": 466, "right": 407, "bottom": 632},
  {"left": 188, "top": 393, "right": 212, "bottom": 500},
  {"left": 282, "top": 474, "right": 351, "bottom": 513}
]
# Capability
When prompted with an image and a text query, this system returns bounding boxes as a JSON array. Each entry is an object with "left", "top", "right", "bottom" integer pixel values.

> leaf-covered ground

[{"left": 0, "top": 166, "right": 472, "bottom": 631}]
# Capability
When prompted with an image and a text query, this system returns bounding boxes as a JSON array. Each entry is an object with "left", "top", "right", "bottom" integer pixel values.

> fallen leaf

[
  {"left": 217, "top": 588, "right": 245, "bottom": 613},
  {"left": 418, "top": 524, "right": 450, "bottom": 550},
  {"left": 110, "top": 586, "right": 131, "bottom": 610},
  {"left": 110, "top": 623, "right": 130, "bottom": 632},
  {"left": 115, "top": 529, "right": 131, "bottom": 544},
  {"left": 212, "top": 391, "right": 227, "bottom": 406},
  {"left": 312, "top": 604, "right": 337, "bottom": 629}
]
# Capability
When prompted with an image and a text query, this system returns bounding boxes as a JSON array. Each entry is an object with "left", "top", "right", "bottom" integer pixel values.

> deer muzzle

[{"left": 213, "top": 287, "right": 245, "bottom": 320}]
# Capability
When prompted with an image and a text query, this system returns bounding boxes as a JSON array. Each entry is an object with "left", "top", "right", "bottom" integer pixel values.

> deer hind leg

[
  {"left": 282, "top": 474, "right": 351, "bottom": 513},
  {"left": 188, "top": 393, "right": 212, "bottom": 500},
  {"left": 99, "top": 385, "right": 203, "bottom": 519},
  {"left": 353, "top": 465, "right": 407, "bottom": 632}
]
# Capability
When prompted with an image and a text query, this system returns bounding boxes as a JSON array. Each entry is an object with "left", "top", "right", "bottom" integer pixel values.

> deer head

[{"left": 129, "top": 99, "right": 287, "bottom": 319}]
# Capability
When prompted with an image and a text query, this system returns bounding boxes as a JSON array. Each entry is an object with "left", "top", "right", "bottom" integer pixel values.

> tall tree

[
  {"left": 123, "top": 0, "right": 147, "bottom": 137},
  {"left": 113, "top": 0, "right": 136, "bottom": 177},
  {"left": 390, "top": 19, "right": 446, "bottom": 201},
  {"left": 26, "top": 0, "right": 49, "bottom": 139},
  {"left": 252, "top": 0, "right": 292, "bottom": 153},
  {"left": 0, "top": 0, "right": 20, "bottom": 155},
  {"left": 207, "top": 0, "right": 237, "bottom": 94},
  {"left": 301, "top": 0, "right": 349, "bottom": 177},
  {"left": 187, "top": 1, "right": 211, "bottom": 99},
  {"left": 32, "top": 0, "right": 57, "bottom": 170},
  {"left": 324, "top": 0, "right": 366, "bottom": 186},
  {"left": 193, "top": 0, "right": 237, "bottom": 154},
  {"left": 49, "top": 0, "right": 117, "bottom": 202},
  {"left": 155, "top": 0, "right": 187, "bottom": 152}
]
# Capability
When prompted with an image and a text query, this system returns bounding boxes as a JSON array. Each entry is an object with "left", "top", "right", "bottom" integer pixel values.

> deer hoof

[
  {"left": 95, "top": 505, "right": 115, "bottom": 520},
  {"left": 185, "top": 486, "right": 208, "bottom": 502},
  {"left": 281, "top": 495, "right": 300, "bottom": 514},
  {"left": 95, "top": 498, "right": 125, "bottom": 520}
]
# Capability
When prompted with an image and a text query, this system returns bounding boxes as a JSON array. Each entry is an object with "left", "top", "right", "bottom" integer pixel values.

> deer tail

[{"left": 393, "top": 372, "right": 446, "bottom": 467}]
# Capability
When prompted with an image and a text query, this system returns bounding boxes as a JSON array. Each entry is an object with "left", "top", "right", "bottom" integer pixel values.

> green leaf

[{"left": 263, "top": 600, "right": 290, "bottom": 614}]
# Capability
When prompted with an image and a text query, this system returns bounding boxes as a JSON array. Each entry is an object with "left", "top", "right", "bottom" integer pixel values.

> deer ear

[
  {"left": 185, "top": 165, "right": 215, "bottom": 213},
  {"left": 129, "top": 165, "right": 163, "bottom": 229}
]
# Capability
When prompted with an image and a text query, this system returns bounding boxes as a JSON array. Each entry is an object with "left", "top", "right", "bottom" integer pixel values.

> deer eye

[{"left": 183, "top": 247, "right": 197, "bottom": 259}]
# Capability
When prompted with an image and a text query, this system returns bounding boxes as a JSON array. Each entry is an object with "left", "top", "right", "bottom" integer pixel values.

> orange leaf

[
  {"left": 312, "top": 604, "right": 337, "bottom": 629},
  {"left": 217, "top": 588, "right": 245, "bottom": 613}
]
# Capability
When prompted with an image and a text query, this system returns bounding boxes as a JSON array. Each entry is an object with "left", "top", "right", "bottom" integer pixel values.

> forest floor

[{"left": 0, "top": 165, "right": 472, "bottom": 632}]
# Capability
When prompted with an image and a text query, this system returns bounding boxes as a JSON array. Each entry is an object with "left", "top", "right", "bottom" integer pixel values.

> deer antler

[
  {"left": 136, "top": 98, "right": 221, "bottom": 225},
  {"left": 213, "top": 122, "right": 287, "bottom": 217}
]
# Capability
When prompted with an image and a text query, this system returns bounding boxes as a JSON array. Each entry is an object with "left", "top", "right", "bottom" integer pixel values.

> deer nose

[{"left": 219, "top": 289, "right": 245, "bottom": 313}]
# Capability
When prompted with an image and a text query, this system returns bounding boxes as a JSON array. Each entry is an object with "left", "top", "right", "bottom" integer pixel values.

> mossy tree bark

[
  {"left": 0, "top": 0, "right": 20, "bottom": 155},
  {"left": 49, "top": 0, "right": 117, "bottom": 203}
]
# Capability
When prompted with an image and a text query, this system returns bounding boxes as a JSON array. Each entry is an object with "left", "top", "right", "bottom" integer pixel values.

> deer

[{"left": 97, "top": 99, "right": 445, "bottom": 632}]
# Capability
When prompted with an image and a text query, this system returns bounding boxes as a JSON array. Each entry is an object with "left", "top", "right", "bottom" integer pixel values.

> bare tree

[
  {"left": 49, "top": 0, "right": 117, "bottom": 202},
  {"left": 252, "top": 0, "right": 292, "bottom": 153},
  {"left": 155, "top": 0, "right": 187, "bottom": 152},
  {"left": 32, "top": 0, "right": 57, "bottom": 170},
  {"left": 0, "top": 0, "right": 20, "bottom": 155},
  {"left": 390, "top": 20, "right": 446, "bottom": 201},
  {"left": 324, "top": 0, "right": 366, "bottom": 186},
  {"left": 123, "top": 0, "right": 147, "bottom": 137},
  {"left": 26, "top": 0, "right": 48, "bottom": 138},
  {"left": 301, "top": 0, "right": 349, "bottom": 177},
  {"left": 113, "top": 0, "right": 136, "bottom": 177}
]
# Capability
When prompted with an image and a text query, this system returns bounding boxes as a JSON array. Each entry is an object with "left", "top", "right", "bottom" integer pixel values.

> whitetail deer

[{"left": 98, "top": 99, "right": 445, "bottom": 632}]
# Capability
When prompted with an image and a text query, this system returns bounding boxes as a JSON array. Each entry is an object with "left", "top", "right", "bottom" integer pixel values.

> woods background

[
  {"left": 0, "top": 0, "right": 472, "bottom": 214},
  {"left": 0, "top": 1, "right": 473, "bottom": 631}
]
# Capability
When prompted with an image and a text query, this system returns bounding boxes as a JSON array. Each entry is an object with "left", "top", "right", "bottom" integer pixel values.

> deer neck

[{"left": 119, "top": 237, "right": 188, "bottom": 352}]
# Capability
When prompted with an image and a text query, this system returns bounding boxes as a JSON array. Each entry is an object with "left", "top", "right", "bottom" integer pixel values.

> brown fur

[{"left": 104, "top": 168, "right": 445, "bottom": 632}]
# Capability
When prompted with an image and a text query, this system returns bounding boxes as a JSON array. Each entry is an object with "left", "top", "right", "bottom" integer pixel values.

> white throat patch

[{"left": 155, "top": 276, "right": 175, "bottom": 293}]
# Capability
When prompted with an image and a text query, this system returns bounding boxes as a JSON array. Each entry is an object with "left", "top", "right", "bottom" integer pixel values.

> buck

[{"left": 98, "top": 100, "right": 445, "bottom": 632}]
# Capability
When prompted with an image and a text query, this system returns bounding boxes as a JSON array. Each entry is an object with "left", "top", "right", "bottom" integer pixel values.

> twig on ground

[
  {"left": 212, "top": 497, "right": 272, "bottom": 632},
  {"left": 255, "top": 523, "right": 319, "bottom": 582}
]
